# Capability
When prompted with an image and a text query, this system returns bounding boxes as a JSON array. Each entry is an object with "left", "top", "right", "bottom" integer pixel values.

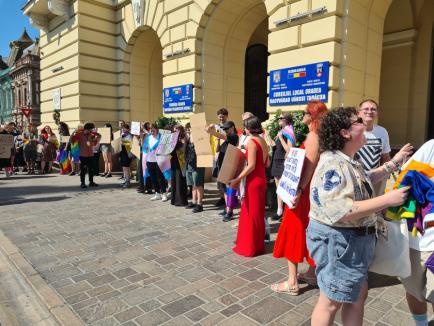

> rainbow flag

[
  {"left": 58, "top": 148, "right": 71, "bottom": 174},
  {"left": 70, "top": 141, "right": 80, "bottom": 161},
  {"left": 281, "top": 125, "right": 296, "bottom": 146}
]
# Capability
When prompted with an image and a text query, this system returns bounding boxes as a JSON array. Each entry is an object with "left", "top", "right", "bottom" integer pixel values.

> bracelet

[
  {"left": 391, "top": 159, "right": 401, "bottom": 169},
  {"left": 384, "top": 162, "right": 393, "bottom": 174}
]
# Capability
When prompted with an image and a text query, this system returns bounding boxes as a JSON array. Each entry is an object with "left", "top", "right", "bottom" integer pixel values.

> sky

[{"left": 0, "top": 0, "right": 40, "bottom": 59}]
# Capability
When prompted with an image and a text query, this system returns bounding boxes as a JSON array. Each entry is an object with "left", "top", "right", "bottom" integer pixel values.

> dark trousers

[
  {"left": 137, "top": 152, "right": 145, "bottom": 190},
  {"left": 80, "top": 156, "right": 94, "bottom": 184},
  {"left": 92, "top": 152, "right": 100, "bottom": 175},
  {"left": 146, "top": 161, "right": 166, "bottom": 194}
]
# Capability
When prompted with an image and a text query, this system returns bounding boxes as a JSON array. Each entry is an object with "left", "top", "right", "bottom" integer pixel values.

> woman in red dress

[
  {"left": 230, "top": 116, "right": 269, "bottom": 257},
  {"left": 271, "top": 100, "right": 327, "bottom": 295}
]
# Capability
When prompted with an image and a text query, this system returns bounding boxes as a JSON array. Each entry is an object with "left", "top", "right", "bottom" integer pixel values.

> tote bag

[{"left": 369, "top": 219, "right": 411, "bottom": 278}]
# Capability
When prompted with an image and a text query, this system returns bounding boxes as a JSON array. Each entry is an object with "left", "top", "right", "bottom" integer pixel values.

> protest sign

[
  {"left": 131, "top": 136, "right": 141, "bottom": 158},
  {"left": 98, "top": 127, "right": 112, "bottom": 144},
  {"left": 276, "top": 148, "right": 305, "bottom": 208},
  {"left": 217, "top": 144, "right": 246, "bottom": 184},
  {"left": 111, "top": 130, "right": 122, "bottom": 154},
  {"left": 156, "top": 130, "right": 179, "bottom": 156},
  {"left": 0, "top": 134, "right": 14, "bottom": 159},
  {"left": 131, "top": 121, "right": 141, "bottom": 135},
  {"left": 190, "top": 112, "right": 213, "bottom": 167}
]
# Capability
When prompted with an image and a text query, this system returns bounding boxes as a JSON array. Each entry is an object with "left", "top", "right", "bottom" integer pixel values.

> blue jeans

[{"left": 307, "top": 219, "right": 376, "bottom": 303}]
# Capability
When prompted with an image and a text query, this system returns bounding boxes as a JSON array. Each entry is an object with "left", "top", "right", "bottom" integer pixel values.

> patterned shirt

[{"left": 309, "top": 150, "right": 377, "bottom": 227}]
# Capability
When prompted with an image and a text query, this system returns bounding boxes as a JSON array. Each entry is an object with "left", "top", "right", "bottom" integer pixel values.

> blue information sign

[
  {"left": 163, "top": 84, "right": 193, "bottom": 113},
  {"left": 269, "top": 61, "right": 329, "bottom": 106}
]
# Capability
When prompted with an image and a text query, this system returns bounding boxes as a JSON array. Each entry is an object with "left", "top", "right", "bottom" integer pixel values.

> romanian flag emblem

[
  {"left": 174, "top": 89, "right": 182, "bottom": 94},
  {"left": 292, "top": 72, "right": 306, "bottom": 78}
]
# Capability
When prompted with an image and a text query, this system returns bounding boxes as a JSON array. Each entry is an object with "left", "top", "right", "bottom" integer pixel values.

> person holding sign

[
  {"left": 170, "top": 125, "right": 188, "bottom": 206},
  {"left": 119, "top": 124, "right": 133, "bottom": 188},
  {"left": 271, "top": 100, "right": 327, "bottom": 295},
  {"left": 77, "top": 122, "right": 101, "bottom": 188},
  {"left": 39, "top": 126, "right": 59, "bottom": 174},
  {"left": 101, "top": 123, "right": 113, "bottom": 178},
  {"left": 271, "top": 113, "right": 296, "bottom": 221},
  {"left": 307, "top": 107, "right": 409, "bottom": 326},
  {"left": 22, "top": 124, "right": 38, "bottom": 175},
  {"left": 229, "top": 116, "right": 269, "bottom": 257}
]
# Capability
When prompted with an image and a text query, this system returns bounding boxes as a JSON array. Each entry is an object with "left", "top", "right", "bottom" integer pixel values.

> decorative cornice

[
  {"left": 29, "top": 13, "right": 49, "bottom": 32},
  {"left": 48, "top": 0, "right": 70, "bottom": 17},
  {"left": 383, "top": 29, "right": 417, "bottom": 49}
]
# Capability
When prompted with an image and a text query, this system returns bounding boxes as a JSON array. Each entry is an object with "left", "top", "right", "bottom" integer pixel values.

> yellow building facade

[{"left": 23, "top": 0, "right": 434, "bottom": 147}]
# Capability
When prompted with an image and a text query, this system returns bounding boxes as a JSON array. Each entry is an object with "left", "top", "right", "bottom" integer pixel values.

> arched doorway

[
  {"left": 379, "top": 0, "right": 434, "bottom": 146},
  {"left": 200, "top": 0, "right": 268, "bottom": 125},
  {"left": 245, "top": 43, "right": 268, "bottom": 121},
  {"left": 128, "top": 28, "right": 162, "bottom": 122}
]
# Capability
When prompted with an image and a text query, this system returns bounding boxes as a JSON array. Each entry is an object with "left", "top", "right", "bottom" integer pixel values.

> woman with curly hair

[
  {"left": 271, "top": 100, "right": 327, "bottom": 295},
  {"left": 307, "top": 107, "right": 411, "bottom": 325}
]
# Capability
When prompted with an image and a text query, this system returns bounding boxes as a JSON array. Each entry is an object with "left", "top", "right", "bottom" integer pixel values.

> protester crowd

[{"left": 1, "top": 100, "right": 434, "bottom": 326}]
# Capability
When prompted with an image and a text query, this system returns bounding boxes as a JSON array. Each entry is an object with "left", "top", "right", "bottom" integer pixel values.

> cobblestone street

[{"left": 0, "top": 173, "right": 420, "bottom": 325}]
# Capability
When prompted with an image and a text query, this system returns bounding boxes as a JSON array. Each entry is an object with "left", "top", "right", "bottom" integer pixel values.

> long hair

[{"left": 306, "top": 100, "right": 327, "bottom": 133}]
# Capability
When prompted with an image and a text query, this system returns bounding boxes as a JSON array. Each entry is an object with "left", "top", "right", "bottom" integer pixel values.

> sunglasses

[
  {"left": 351, "top": 117, "right": 366, "bottom": 126},
  {"left": 278, "top": 117, "right": 285, "bottom": 120}
]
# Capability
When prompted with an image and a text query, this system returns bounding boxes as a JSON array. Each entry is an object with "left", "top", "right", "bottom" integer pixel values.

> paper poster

[
  {"left": 156, "top": 131, "right": 179, "bottom": 156},
  {"left": 59, "top": 135, "right": 70, "bottom": 144},
  {"left": 190, "top": 112, "right": 213, "bottom": 167},
  {"left": 131, "top": 121, "right": 141, "bottom": 136},
  {"left": 113, "top": 130, "right": 121, "bottom": 139},
  {"left": 0, "top": 134, "right": 14, "bottom": 159},
  {"left": 98, "top": 127, "right": 112, "bottom": 144},
  {"left": 217, "top": 144, "right": 246, "bottom": 184},
  {"left": 111, "top": 137, "right": 122, "bottom": 154},
  {"left": 276, "top": 148, "right": 306, "bottom": 208},
  {"left": 131, "top": 136, "right": 141, "bottom": 158}
]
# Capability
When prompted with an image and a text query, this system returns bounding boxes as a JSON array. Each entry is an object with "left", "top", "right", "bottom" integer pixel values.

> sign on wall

[
  {"left": 163, "top": 84, "right": 193, "bottom": 114},
  {"left": 53, "top": 88, "right": 61, "bottom": 111},
  {"left": 269, "top": 61, "right": 329, "bottom": 106}
]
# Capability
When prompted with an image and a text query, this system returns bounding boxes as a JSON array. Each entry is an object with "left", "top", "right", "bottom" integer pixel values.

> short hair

[
  {"left": 104, "top": 123, "right": 112, "bottom": 128},
  {"left": 83, "top": 122, "right": 95, "bottom": 131},
  {"left": 306, "top": 100, "right": 328, "bottom": 133},
  {"left": 184, "top": 122, "right": 191, "bottom": 129},
  {"left": 143, "top": 122, "right": 151, "bottom": 131},
  {"left": 358, "top": 99, "right": 379, "bottom": 110},
  {"left": 281, "top": 113, "right": 293, "bottom": 125},
  {"left": 150, "top": 123, "right": 158, "bottom": 130},
  {"left": 243, "top": 116, "right": 263, "bottom": 135},
  {"left": 217, "top": 108, "right": 228, "bottom": 116},
  {"left": 123, "top": 124, "right": 130, "bottom": 130},
  {"left": 318, "top": 107, "right": 357, "bottom": 152},
  {"left": 242, "top": 112, "right": 254, "bottom": 120}
]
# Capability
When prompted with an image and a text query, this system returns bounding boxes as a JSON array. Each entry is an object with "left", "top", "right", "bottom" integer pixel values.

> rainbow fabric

[
  {"left": 281, "top": 125, "right": 296, "bottom": 146},
  {"left": 70, "top": 141, "right": 80, "bottom": 161},
  {"left": 58, "top": 148, "right": 71, "bottom": 174},
  {"left": 142, "top": 133, "right": 172, "bottom": 181}
]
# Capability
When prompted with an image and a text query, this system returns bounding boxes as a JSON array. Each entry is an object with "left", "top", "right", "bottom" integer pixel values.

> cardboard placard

[
  {"left": 131, "top": 121, "right": 141, "bottom": 136},
  {"left": 59, "top": 135, "right": 70, "bottom": 144},
  {"left": 0, "top": 134, "right": 14, "bottom": 159},
  {"left": 131, "top": 136, "right": 141, "bottom": 158},
  {"left": 217, "top": 144, "right": 246, "bottom": 184},
  {"left": 190, "top": 112, "right": 213, "bottom": 167},
  {"left": 98, "top": 127, "right": 112, "bottom": 144},
  {"left": 111, "top": 137, "right": 122, "bottom": 154},
  {"left": 276, "top": 148, "right": 306, "bottom": 208},
  {"left": 156, "top": 131, "right": 179, "bottom": 155}
]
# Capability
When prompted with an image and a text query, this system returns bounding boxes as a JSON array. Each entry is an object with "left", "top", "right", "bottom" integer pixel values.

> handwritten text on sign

[{"left": 276, "top": 148, "right": 306, "bottom": 208}]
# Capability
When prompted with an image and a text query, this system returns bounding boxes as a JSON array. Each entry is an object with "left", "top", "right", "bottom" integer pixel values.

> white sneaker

[
  {"left": 161, "top": 194, "right": 168, "bottom": 202},
  {"left": 150, "top": 193, "right": 162, "bottom": 201}
]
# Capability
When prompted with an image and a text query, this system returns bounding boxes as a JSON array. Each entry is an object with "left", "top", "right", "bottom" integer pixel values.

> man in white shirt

[{"left": 400, "top": 139, "right": 434, "bottom": 326}]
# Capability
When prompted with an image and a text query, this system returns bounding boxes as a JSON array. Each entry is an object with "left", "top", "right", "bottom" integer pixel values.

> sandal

[
  {"left": 297, "top": 273, "right": 317, "bottom": 286},
  {"left": 270, "top": 281, "right": 299, "bottom": 296}
]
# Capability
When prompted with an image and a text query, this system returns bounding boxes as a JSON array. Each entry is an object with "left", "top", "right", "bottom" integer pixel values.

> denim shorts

[{"left": 307, "top": 219, "right": 376, "bottom": 303}]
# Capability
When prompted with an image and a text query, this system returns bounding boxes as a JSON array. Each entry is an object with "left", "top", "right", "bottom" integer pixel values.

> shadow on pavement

[
  {"left": 368, "top": 272, "right": 401, "bottom": 289},
  {"left": 0, "top": 195, "right": 71, "bottom": 206}
]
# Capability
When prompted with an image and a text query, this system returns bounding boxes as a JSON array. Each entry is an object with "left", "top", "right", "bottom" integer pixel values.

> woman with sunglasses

[
  {"left": 307, "top": 107, "right": 410, "bottom": 325},
  {"left": 271, "top": 100, "right": 327, "bottom": 295}
]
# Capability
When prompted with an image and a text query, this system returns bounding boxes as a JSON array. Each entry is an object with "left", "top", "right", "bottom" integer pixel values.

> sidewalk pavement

[{"left": 0, "top": 172, "right": 417, "bottom": 325}]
